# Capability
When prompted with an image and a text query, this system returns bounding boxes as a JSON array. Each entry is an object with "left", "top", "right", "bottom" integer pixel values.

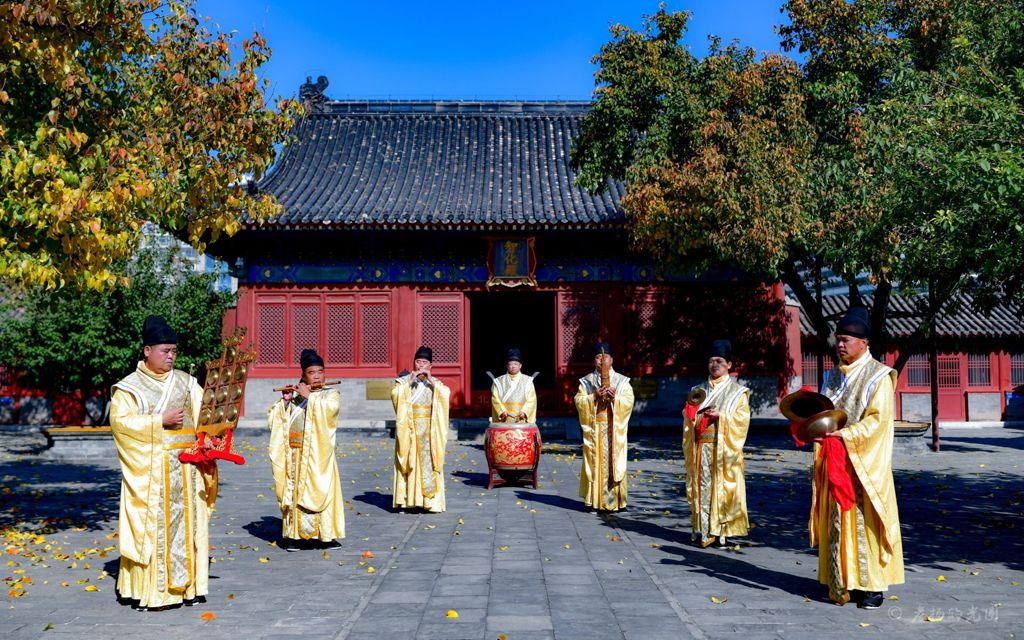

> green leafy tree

[
  {"left": 0, "top": 244, "right": 235, "bottom": 398},
  {"left": 0, "top": 0, "right": 299, "bottom": 290},
  {"left": 574, "top": 3, "right": 1024, "bottom": 364}
]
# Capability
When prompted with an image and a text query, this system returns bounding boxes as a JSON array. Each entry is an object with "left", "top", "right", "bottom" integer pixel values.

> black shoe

[
  {"left": 858, "top": 591, "right": 884, "bottom": 609},
  {"left": 323, "top": 540, "right": 343, "bottom": 550},
  {"left": 183, "top": 595, "right": 206, "bottom": 607}
]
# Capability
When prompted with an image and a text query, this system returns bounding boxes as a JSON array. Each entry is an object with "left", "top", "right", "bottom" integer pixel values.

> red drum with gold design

[{"left": 484, "top": 421, "right": 541, "bottom": 489}]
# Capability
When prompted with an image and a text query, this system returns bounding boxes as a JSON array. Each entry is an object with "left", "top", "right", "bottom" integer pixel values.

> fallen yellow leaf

[
  {"left": 925, "top": 615, "right": 944, "bottom": 623},
  {"left": 859, "top": 623, "right": 871, "bottom": 627},
  {"left": 367, "top": 566, "right": 376, "bottom": 573},
  {"left": 936, "top": 575, "right": 946, "bottom": 582},
  {"left": 84, "top": 585, "right": 99, "bottom": 592},
  {"left": 201, "top": 611, "right": 216, "bottom": 621},
  {"left": 258, "top": 557, "right": 269, "bottom": 564},
  {"left": 362, "top": 550, "right": 375, "bottom": 559},
  {"left": 446, "top": 609, "right": 459, "bottom": 618},
  {"left": 710, "top": 596, "right": 727, "bottom": 604},
  {"left": 499, "top": 546, "right": 509, "bottom": 551}
]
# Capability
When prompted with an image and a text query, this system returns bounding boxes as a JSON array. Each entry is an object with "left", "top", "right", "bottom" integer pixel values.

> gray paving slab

[{"left": 1, "top": 427, "right": 1022, "bottom": 639}]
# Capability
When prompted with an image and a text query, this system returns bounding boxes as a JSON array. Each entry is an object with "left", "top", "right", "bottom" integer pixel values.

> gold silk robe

[
  {"left": 682, "top": 374, "right": 751, "bottom": 546},
  {"left": 391, "top": 374, "right": 450, "bottom": 513},
  {"left": 490, "top": 372, "right": 538, "bottom": 423},
  {"left": 575, "top": 369, "right": 634, "bottom": 511},
  {"left": 110, "top": 361, "right": 216, "bottom": 608},
  {"left": 267, "top": 390, "right": 345, "bottom": 541},
  {"left": 811, "top": 351, "right": 904, "bottom": 603}
]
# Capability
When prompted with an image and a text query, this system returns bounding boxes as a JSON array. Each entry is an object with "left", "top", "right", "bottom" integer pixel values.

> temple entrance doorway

[{"left": 467, "top": 291, "right": 556, "bottom": 416}]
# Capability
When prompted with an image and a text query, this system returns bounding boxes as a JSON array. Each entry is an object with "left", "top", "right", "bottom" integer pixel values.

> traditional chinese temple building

[{"left": 210, "top": 78, "right": 796, "bottom": 425}]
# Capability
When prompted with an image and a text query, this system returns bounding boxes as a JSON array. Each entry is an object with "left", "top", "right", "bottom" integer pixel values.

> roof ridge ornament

[{"left": 300, "top": 75, "right": 330, "bottom": 114}]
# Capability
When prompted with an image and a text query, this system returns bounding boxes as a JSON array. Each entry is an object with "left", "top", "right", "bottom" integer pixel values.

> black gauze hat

[
  {"left": 142, "top": 315, "right": 177, "bottom": 346},
  {"left": 593, "top": 341, "right": 612, "bottom": 357},
  {"left": 414, "top": 346, "right": 433, "bottom": 362},
  {"left": 710, "top": 339, "right": 732, "bottom": 360},
  {"left": 300, "top": 348, "right": 325, "bottom": 371},
  {"left": 506, "top": 348, "right": 522, "bottom": 363},
  {"left": 836, "top": 306, "right": 871, "bottom": 339}
]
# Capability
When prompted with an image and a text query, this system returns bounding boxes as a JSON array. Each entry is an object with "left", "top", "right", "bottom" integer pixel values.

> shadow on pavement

[
  {"left": 243, "top": 515, "right": 282, "bottom": 543},
  {"left": 515, "top": 489, "right": 588, "bottom": 512},
  {"left": 352, "top": 490, "right": 395, "bottom": 512},
  {"left": 602, "top": 513, "right": 821, "bottom": 597},
  {"left": 451, "top": 470, "right": 489, "bottom": 487},
  {"left": 0, "top": 460, "right": 120, "bottom": 532},
  {"left": 618, "top": 435, "right": 1024, "bottom": 574}
]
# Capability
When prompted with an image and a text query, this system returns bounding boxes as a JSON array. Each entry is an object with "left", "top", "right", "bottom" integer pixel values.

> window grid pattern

[
  {"left": 420, "top": 303, "right": 460, "bottom": 363},
  {"left": 1012, "top": 354, "right": 1024, "bottom": 387},
  {"left": 291, "top": 305, "right": 321, "bottom": 365},
  {"left": 257, "top": 305, "right": 285, "bottom": 365},
  {"left": 561, "top": 302, "right": 600, "bottom": 365},
  {"left": 326, "top": 304, "right": 355, "bottom": 365},
  {"left": 967, "top": 353, "right": 992, "bottom": 387},
  {"left": 906, "top": 354, "right": 930, "bottom": 388},
  {"left": 937, "top": 355, "right": 961, "bottom": 389},
  {"left": 361, "top": 304, "right": 390, "bottom": 364}
]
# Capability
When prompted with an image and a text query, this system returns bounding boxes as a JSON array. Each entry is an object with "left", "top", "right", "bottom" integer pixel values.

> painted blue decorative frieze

[{"left": 247, "top": 259, "right": 704, "bottom": 285}]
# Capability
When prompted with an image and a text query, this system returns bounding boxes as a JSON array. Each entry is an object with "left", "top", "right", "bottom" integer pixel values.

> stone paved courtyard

[{"left": 1, "top": 426, "right": 1021, "bottom": 639}]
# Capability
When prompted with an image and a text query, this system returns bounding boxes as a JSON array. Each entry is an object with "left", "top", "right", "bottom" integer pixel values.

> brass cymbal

[
  {"left": 780, "top": 390, "right": 835, "bottom": 422},
  {"left": 795, "top": 409, "right": 849, "bottom": 442}
]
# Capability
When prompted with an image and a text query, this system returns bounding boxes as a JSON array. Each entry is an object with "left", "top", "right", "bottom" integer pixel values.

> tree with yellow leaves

[{"left": 0, "top": 0, "right": 298, "bottom": 290}]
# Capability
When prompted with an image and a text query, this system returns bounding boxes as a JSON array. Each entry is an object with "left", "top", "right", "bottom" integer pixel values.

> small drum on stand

[{"left": 484, "top": 420, "right": 541, "bottom": 489}]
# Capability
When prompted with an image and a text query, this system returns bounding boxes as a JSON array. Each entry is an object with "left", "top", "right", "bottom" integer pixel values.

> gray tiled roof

[
  {"left": 253, "top": 101, "right": 625, "bottom": 229},
  {"left": 800, "top": 293, "right": 1024, "bottom": 338}
]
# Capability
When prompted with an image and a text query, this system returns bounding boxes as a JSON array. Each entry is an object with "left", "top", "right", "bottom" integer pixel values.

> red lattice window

[
  {"left": 420, "top": 303, "right": 460, "bottom": 363},
  {"left": 905, "top": 354, "right": 930, "bottom": 387},
  {"left": 326, "top": 304, "right": 355, "bottom": 364},
  {"left": 967, "top": 353, "right": 991, "bottom": 387},
  {"left": 801, "top": 352, "right": 834, "bottom": 390},
  {"left": 257, "top": 304, "right": 285, "bottom": 365},
  {"left": 1012, "top": 353, "right": 1024, "bottom": 387},
  {"left": 292, "top": 305, "right": 321, "bottom": 364},
  {"left": 633, "top": 298, "right": 657, "bottom": 358},
  {"left": 561, "top": 301, "right": 600, "bottom": 365},
  {"left": 361, "top": 304, "right": 390, "bottom": 364},
  {"left": 937, "top": 355, "right": 961, "bottom": 389}
]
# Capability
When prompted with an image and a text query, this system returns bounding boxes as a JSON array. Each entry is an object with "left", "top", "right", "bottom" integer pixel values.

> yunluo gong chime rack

[{"left": 179, "top": 329, "right": 255, "bottom": 466}]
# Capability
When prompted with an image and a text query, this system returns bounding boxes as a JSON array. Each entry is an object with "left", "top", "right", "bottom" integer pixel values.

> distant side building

[{"left": 799, "top": 293, "right": 1024, "bottom": 422}]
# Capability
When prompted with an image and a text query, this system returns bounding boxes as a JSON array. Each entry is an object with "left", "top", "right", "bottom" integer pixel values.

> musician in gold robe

[
  {"left": 268, "top": 349, "right": 345, "bottom": 550},
  {"left": 490, "top": 348, "right": 537, "bottom": 424},
  {"left": 682, "top": 340, "right": 750, "bottom": 547},
  {"left": 811, "top": 307, "right": 903, "bottom": 608},
  {"left": 575, "top": 342, "right": 634, "bottom": 512},
  {"left": 110, "top": 315, "right": 217, "bottom": 610},
  {"left": 391, "top": 346, "right": 450, "bottom": 513}
]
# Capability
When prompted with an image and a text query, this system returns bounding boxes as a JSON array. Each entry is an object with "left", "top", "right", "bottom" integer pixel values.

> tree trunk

[
  {"left": 869, "top": 280, "right": 892, "bottom": 361},
  {"left": 780, "top": 258, "right": 838, "bottom": 365}
]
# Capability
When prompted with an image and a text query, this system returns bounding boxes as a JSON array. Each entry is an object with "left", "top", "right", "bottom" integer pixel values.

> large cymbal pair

[{"left": 780, "top": 390, "right": 848, "bottom": 443}]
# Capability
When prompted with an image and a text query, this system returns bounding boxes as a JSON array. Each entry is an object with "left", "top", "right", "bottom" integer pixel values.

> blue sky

[{"left": 194, "top": 1, "right": 790, "bottom": 101}]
